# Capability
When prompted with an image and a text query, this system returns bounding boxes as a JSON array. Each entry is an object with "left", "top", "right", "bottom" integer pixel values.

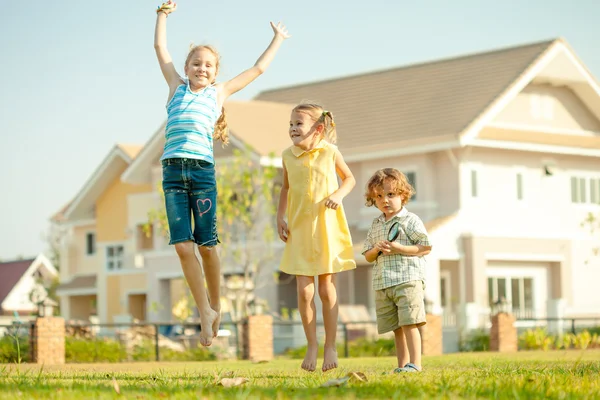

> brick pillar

[
  {"left": 490, "top": 312, "right": 517, "bottom": 352},
  {"left": 31, "top": 317, "right": 65, "bottom": 364},
  {"left": 241, "top": 315, "right": 273, "bottom": 362},
  {"left": 420, "top": 314, "right": 443, "bottom": 355}
]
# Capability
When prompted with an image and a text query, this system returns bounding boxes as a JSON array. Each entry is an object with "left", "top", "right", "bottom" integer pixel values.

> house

[
  {"left": 53, "top": 38, "right": 600, "bottom": 352},
  {"left": 0, "top": 254, "right": 58, "bottom": 317}
]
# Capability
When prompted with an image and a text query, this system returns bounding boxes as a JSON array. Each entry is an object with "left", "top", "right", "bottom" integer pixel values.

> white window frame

[
  {"left": 85, "top": 231, "right": 96, "bottom": 257},
  {"left": 105, "top": 243, "right": 125, "bottom": 271}
]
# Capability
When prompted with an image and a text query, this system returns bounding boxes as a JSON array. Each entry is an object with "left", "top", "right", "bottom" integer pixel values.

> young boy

[{"left": 361, "top": 168, "right": 432, "bottom": 372}]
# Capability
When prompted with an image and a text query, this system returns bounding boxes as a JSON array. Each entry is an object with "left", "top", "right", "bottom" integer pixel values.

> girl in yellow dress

[{"left": 277, "top": 103, "right": 356, "bottom": 372}]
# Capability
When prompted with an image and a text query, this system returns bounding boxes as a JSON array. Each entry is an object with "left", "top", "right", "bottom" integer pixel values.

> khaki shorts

[{"left": 375, "top": 280, "right": 426, "bottom": 334}]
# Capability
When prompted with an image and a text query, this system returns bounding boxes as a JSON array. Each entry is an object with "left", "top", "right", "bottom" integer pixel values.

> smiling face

[
  {"left": 373, "top": 180, "right": 405, "bottom": 219},
  {"left": 288, "top": 110, "right": 323, "bottom": 150},
  {"left": 184, "top": 47, "right": 218, "bottom": 91}
]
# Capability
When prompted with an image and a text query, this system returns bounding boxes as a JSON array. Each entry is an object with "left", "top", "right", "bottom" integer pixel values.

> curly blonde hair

[
  {"left": 185, "top": 44, "right": 229, "bottom": 145},
  {"left": 292, "top": 103, "right": 337, "bottom": 144},
  {"left": 364, "top": 168, "right": 415, "bottom": 207}
]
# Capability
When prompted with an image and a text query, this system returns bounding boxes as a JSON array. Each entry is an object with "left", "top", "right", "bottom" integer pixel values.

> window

[
  {"left": 471, "top": 170, "right": 478, "bottom": 197},
  {"left": 86, "top": 233, "right": 96, "bottom": 255},
  {"left": 488, "top": 276, "right": 535, "bottom": 318},
  {"left": 571, "top": 176, "right": 599, "bottom": 204},
  {"left": 136, "top": 224, "right": 154, "bottom": 251},
  {"left": 404, "top": 171, "right": 417, "bottom": 201},
  {"left": 590, "top": 178, "right": 600, "bottom": 204},
  {"left": 530, "top": 94, "right": 554, "bottom": 120},
  {"left": 516, "top": 173, "right": 523, "bottom": 200},
  {"left": 106, "top": 245, "right": 124, "bottom": 270}
]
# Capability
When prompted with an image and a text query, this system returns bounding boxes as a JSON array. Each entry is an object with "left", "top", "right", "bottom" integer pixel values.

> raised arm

[
  {"left": 154, "top": 3, "right": 182, "bottom": 92},
  {"left": 216, "top": 22, "right": 290, "bottom": 104}
]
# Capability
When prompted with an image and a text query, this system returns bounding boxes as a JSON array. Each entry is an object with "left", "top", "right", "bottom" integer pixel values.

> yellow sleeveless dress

[{"left": 280, "top": 141, "right": 356, "bottom": 276}]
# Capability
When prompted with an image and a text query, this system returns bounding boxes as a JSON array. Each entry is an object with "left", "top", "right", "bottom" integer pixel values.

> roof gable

[
  {"left": 256, "top": 39, "right": 556, "bottom": 158},
  {"left": 0, "top": 254, "right": 58, "bottom": 311},
  {"left": 60, "top": 144, "right": 143, "bottom": 221}
]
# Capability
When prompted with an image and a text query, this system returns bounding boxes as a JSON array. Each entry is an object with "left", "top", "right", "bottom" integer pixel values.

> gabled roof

[
  {"left": 60, "top": 144, "right": 143, "bottom": 222},
  {"left": 122, "top": 100, "right": 295, "bottom": 184},
  {"left": 256, "top": 38, "right": 600, "bottom": 159},
  {"left": 0, "top": 259, "right": 33, "bottom": 306},
  {"left": 0, "top": 254, "right": 58, "bottom": 310}
]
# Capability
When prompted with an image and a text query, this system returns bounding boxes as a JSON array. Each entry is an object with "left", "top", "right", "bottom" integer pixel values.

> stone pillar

[
  {"left": 421, "top": 314, "right": 443, "bottom": 355},
  {"left": 31, "top": 317, "right": 65, "bottom": 364},
  {"left": 490, "top": 312, "right": 517, "bottom": 352},
  {"left": 241, "top": 315, "right": 273, "bottom": 362}
]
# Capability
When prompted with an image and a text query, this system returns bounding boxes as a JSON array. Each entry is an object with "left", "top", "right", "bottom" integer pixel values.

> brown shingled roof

[
  {"left": 255, "top": 39, "right": 556, "bottom": 155},
  {"left": 56, "top": 275, "right": 97, "bottom": 291},
  {"left": 0, "top": 259, "right": 34, "bottom": 306}
]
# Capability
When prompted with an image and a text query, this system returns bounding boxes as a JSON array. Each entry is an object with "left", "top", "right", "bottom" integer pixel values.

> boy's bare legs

[
  {"left": 198, "top": 246, "right": 221, "bottom": 337},
  {"left": 297, "top": 275, "right": 318, "bottom": 371},
  {"left": 174, "top": 241, "right": 217, "bottom": 346},
  {"left": 402, "top": 324, "right": 422, "bottom": 369},
  {"left": 318, "top": 273, "right": 338, "bottom": 372},
  {"left": 393, "top": 327, "right": 409, "bottom": 368}
]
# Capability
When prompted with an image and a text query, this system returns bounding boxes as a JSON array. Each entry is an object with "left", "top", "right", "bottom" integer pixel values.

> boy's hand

[
  {"left": 270, "top": 21, "right": 291, "bottom": 39},
  {"left": 157, "top": 0, "right": 177, "bottom": 15},
  {"left": 375, "top": 240, "right": 392, "bottom": 255},
  {"left": 277, "top": 218, "right": 289, "bottom": 242}
]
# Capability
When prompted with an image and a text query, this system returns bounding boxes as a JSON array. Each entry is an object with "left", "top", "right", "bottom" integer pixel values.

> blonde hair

[
  {"left": 292, "top": 103, "right": 337, "bottom": 144},
  {"left": 365, "top": 168, "right": 415, "bottom": 207},
  {"left": 185, "top": 44, "right": 229, "bottom": 145}
]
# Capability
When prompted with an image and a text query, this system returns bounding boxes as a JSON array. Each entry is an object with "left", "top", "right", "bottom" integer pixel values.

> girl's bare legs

[
  {"left": 318, "top": 273, "right": 339, "bottom": 372},
  {"left": 174, "top": 241, "right": 217, "bottom": 346},
  {"left": 393, "top": 327, "right": 409, "bottom": 368},
  {"left": 198, "top": 246, "right": 221, "bottom": 337},
  {"left": 402, "top": 324, "right": 422, "bottom": 369},
  {"left": 296, "top": 275, "right": 318, "bottom": 371}
]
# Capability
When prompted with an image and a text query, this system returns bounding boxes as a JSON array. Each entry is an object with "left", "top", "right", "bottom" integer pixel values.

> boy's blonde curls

[
  {"left": 364, "top": 168, "right": 415, "bottom": 207},
  {"left": 293, "top": 102, "right": 337, "bottom": 144},
  {"left": 185, "top": 44, "right": 229, "bottom": 145}
]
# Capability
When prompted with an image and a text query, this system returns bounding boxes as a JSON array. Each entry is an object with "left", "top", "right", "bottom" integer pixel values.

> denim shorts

[{"left": 161, "top": 158, "right": 219, "bottom": 247}]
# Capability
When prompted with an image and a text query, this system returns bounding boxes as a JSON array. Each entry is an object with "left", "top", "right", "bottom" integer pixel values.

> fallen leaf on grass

[
  {"left": 219, "top": 377, "right": 249, "bottom": 387},
  {"left": 112, "top": 377, "right": 120, "bottom": 394},
  {"left": 321, "top": 376, "right": 350, "bottom": 387},
  {"left": 321, "top": 371, "right": 368, "bottom": 388},
  {"left": 348, "top": 371, "right": 368, "bottom": 382}
]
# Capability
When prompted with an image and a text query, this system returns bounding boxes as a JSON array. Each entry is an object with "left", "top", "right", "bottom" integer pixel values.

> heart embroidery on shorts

[{"left": 196, "top": 198, "right": 212, "bottom": 218}]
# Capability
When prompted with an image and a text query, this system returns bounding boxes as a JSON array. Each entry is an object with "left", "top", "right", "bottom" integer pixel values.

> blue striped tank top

[{"left": 160, "top": 82, "right": 221, "bottom": 163}]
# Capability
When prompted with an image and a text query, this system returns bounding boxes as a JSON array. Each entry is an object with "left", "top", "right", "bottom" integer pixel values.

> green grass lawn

[{"left": 1, "top": 350, "right": 599, "bottom": 399}]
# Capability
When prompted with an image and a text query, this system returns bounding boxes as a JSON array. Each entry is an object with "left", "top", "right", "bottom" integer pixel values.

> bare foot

[
  {"left": 301, "top": 345, "right": 318, "bottom": 372},
  {"left": 211, "top": 306, "right": 221, "bottom": 338},
  {"left": 322, "top": 346, "right": 338, "bottom": 372},
  {"left": 199, "top": 308, "right": 218, "bottom": 347}
]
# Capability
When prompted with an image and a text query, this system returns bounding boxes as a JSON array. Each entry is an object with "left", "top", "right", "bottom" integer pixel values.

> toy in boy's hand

[{"left": 156, "top": 0, "right": 177, "bottom": 14}]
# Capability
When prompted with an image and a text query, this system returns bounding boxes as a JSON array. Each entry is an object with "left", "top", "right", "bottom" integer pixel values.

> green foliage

[
  {"left": 65, "top": 338, "right": 127, "bottom": 363},
  {"left": 284, "top": 338, "right": 396, "bottom": 359},
  {"left": 518, "top": 327, "right": 600, "bottom": 351},
  {"left": 460, "top": 328, "right": 490, "bottom": 352},
  {"left": 0, "top": 334, "right": 31, "bottom": 363},
  {"left": 131, "top": 340, "right": 216, "bottom": 362}
]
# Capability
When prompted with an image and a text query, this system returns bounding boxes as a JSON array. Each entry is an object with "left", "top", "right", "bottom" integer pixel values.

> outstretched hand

[
  {"left": 270, "top": 21, "right": 291, "bottom": 39},
  {"left": 157, "top": 0, "right": 177, "bottom": 15}
]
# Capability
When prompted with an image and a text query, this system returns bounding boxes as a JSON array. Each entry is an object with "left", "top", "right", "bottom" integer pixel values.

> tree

[
  {"left": 582, "top": 211, "right": 600, "bottom": 259},
  {"left": 147, "top": 146, "right": 281, "bottom": 321}
]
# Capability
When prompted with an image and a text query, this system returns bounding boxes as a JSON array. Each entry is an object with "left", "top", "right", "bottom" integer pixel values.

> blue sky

[{"left": 1, "top": 0, "right": 599, "bottom": 261}]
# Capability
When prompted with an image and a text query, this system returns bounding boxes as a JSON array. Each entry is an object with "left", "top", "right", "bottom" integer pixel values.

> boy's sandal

[{"left": 394, "top": 363, "right": 421, "bottom": 373}]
